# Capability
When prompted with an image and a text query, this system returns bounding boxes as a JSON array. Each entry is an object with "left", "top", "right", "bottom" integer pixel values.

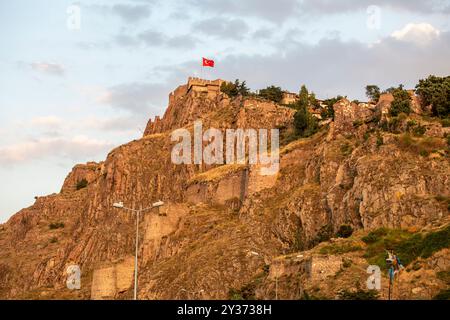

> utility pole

[{"left": 113, "top": 200, "right": 164, "bottom": 300}]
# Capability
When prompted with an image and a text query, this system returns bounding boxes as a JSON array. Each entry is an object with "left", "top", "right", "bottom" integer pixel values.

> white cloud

[
  {"left": 0, "top": 136, "right": 114, "bottom": 165},
  {"left": 97, "top": 82, "right": 169, "bottom": 114},
  {"left": 391, "top": 23, "right": 441, "bottom": 45},
  {"left": 30, "top": 62, "right": 65, "bottom": 76},
  {"left": 30, "top": 116, "right": 63, "bottom": 127}
]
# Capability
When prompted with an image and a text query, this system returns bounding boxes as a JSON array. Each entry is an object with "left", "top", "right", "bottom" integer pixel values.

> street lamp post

[{"left": 113, "top": 200, "right": 164, "bottom": 300}]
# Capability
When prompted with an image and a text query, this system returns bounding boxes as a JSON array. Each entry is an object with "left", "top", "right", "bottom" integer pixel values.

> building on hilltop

[
  {"left": 281, "top": 91, "right": 298, "bottom": 105},
  {"left": 187, "top": 77, "right": 224, "bottom": 99}
]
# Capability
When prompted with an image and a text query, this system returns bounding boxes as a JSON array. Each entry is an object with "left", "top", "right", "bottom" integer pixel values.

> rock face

[{"left": 0, "top": 78, "right": 448, "bottom": 300}]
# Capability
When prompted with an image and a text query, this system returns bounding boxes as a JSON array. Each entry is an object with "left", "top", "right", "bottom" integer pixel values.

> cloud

[
  {"left": 166, "top": 35, "right": 200, "bottom": 48},
  {"left": 82, "top": 115, "right": 145, "bottom": 133},
  {"left": 391, "top": 23, "right": 441, "bottom": 45},
  {"left": 158, "top": 30, "right": 450, "bottom": 101},
  {"left": 29, "top": 116, "right": 63, "bottom": 128},
  {"left": 111, "top": 4, "right": 152, "bottom": 23},
  {"left": 30, "top": 62, "right": 65, "bottom": 76},
  {"left": 190, "top": 0, "right": 300, "bottom": 23},
  {"left": 188, "top": 0, "right": 450, "bottom": 23},
  {"left": 0, "top": 136, "right": 114, "bottom": 166},
  {"left": 138, "top": 30, "right": 165, "bottom": 46},
  {"left": 114, "top": 30, "right": 200, "bottom": 49},
  {"left": 192, "top": 17, "right": 250, "bottom": 40},
  {"left": 97, "top": 82, "right": 170, "bottom": 114},
  {"left": 88, "top": 3, "right": 155, "bottom": 23}
]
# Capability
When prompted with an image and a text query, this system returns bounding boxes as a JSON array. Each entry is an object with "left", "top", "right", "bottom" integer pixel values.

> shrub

[
  {"left": 362, "top": 228, "right": 388, "bottom": 244},
  {"left": 441, "top": 118, "right": 450, "bottom": 127},
  {"left": 363, "top": 225, "right": 450, "bottom": 269},
  {"left": 436, "top": 271, "right": 450, "bottom": 284},
  {"left": 432, "top": 289, "right": 450, "bottom": 300},
  {"left": 293, "top": 105, "right": 319, "bottom": 138},
  {"left": 366, "top": 85, "right": 381, "bottom": 102},
  {"left": 390, "top": 86, "right": 412, "bottom": 116},
  {"left": 340, "top": 142, "right": 353, "bottom": 156},
  {"left": 376, "top": 133, "right": 383, "bottom": 147},
  {"left": 339, "top": 289, "right": 379, "bottom": 300},
  {"left": 228, "top": 289, "right": 244, "bottom": 300},
  {"left": 298, "top": 85, "right": 309, "bottom": 109},
  {"left": 50, "top": 237, "right": 58, "bottom": 244},
  {"left": 76, "top": 178, "right": 88, "bottom": 190},
  {"left": 312, "top": 224, "right": 333, "bottom": 246},
  {"left": 319, "top": 243, "right": 362, "bottom": 255},
  {"left": 398, "top": 133, "right": 445, "bottom": 155},
  {"left": 415, "top": 75, "right": 450, "bottom": 118},
  {"left": 412, "top": 125, "right": 427, "bottom": 136},
  {"left": 49, "top": 222, "right": 65, "bottom": 230},
  {"left": 320, "top": 96, "right": 343, "bottom": 120},
  {"left": 220, "top": 79, "right": 249, "bottom": 98},
  {"left": 258, "top": 85, "right": 283, "bottom": 103},
  {"left": 336, "top": 225, "right": 354, "bottom": 238}
]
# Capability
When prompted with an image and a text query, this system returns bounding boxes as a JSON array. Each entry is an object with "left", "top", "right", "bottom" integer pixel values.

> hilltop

[{"left": 0, "top": 77, "right": 449, "bottom": 300}]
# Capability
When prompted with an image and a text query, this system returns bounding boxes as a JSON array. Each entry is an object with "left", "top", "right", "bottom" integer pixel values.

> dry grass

[
  {"left": 188, "top": 164, "right": 247, "bottom": 184},
  {"left": 397, "top": 133, "right": 446, "bottom": 156}
]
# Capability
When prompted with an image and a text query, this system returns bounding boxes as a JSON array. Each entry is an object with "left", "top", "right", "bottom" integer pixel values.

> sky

[{"left": 1, "top": 0, "right": 450, "bottom": 222}]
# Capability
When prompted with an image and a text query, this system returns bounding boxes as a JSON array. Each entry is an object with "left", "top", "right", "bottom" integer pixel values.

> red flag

[{"left": 202, "top": 57, "right": 214, "bottom": 67}]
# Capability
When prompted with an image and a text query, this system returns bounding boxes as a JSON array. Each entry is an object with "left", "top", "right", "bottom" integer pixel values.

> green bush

[
  {"left": 76, "top": 178, "right": 88, "bottom": 190},
  {"left": 319, "top": 243, "right": 362, "bottom": 255},
  {"left": 340, "top": 142, "right": 353, "bottom": 156},
  {"left": 362, "top": 228, "right": 389, "bottom": 244},
  {"left": 390, "top": 86, "right": 412, "bottom": 116},
  {"left": 433, "top": 289, "right": 450, "bottom": 300},
  {"left": 366, "top": 85, "right": 381, "bottom": 102},
  {"left": 416, "top": 75, "right": 450, "bottom": 118},
  {"left": 228, "top": 289, "right": 244, "bottom": 300},
  {"left": 336, "top": 225, "right": 354, "bottom": 238},
  {"left": 441, "top": 118, "right": 450, "bottom": 127},
  {"left": 293, "top": 105, "right": 319, "bottom": 138},
  {"left": 363, "top": 225, "right": 450, "bottom": 269},
  {"left": 49, "top": 222, "right": 65, "bottom": 230},
  {"left": 258, "top": 85, "right": 283, "bottom": 103},
  {"left": 412, "top": 125, "right": 427, "bottom": 136},
  {"left": 220, "top": 79, "right": 249, "bottom": 98},
  {"left": 376, "top": 133, "right": 383, "bottom": 147},
  {"left": 320, "top": 96, "right": 343, "bottom": 120},
  {"left": 339, "top": 289, "right": 379, "bottom": 300}
]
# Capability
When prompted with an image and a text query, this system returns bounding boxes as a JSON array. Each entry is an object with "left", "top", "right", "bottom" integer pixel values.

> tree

[
  {"left": 237, "top": 80, "right": 250, "bottom": 96},
  {"left": 415, "top": 75, "right": 450, "bottom": 118},
  {"left": 320, "top": 95, "right": 343, "bottom": 120},
  {"left": 220, "top": 79, "right": 250, "bottom": 98},
  {"left": 365, "top": 85, "right": 381, "bottom": 102},
  {"left": 294, "top": 105, "right": 319, "bottom": 138},
  {"left": 390, "top": 85, "right": 412, "bottom": 117},
  {"left": 259, "top": 85, "right": 283, "bottom": 103},
  {"left": 298, "top": 85, "right": 309, "bottom": 109},
  {"left": 309, "top": 92, "right": 321, "bottom": 109}
]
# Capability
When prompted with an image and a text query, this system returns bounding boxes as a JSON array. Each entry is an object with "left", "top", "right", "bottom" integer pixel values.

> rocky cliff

[{"left": 0, "top": 78, "right": 449, "bottom": 300}]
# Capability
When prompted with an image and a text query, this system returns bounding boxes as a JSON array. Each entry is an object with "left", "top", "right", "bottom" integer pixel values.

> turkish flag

[{"left": 202, "top": 57, "right": 214, "bottom": 67}]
